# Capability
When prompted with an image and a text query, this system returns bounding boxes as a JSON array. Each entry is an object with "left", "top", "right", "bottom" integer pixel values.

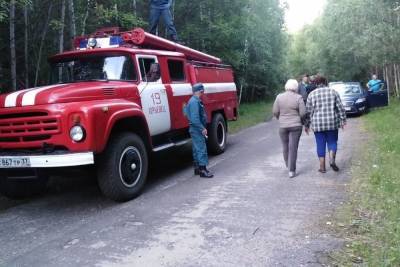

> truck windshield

[{"left": 49, "top": 55, "right": 137, "bottom": 84}]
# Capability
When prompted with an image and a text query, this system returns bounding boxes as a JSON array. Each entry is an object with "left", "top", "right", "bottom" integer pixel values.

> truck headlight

[
  {"left": 355, "top": 98, "right": 366, "bottom": 104},
  {"left": 70, "top": 125, "right": 86, "bottom": 142}
]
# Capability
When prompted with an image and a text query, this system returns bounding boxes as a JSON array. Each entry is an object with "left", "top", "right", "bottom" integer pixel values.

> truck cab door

[
  {"left": 136, "top": 55, "right": 171, "bottom": 136},
  {"left": 367, "top": 89, "right": 388, "bottom": 108}
]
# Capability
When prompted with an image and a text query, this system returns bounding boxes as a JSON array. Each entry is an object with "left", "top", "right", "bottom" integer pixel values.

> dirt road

[{"left": 0, "top": 118, "right": 359, "bottom": 266}]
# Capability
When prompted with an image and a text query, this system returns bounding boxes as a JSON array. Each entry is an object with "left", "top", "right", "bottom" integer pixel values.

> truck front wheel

[
  {"left": 97, "top": 133, "right": 148, "bottom": 202},
  {"left": 208, "top": 113, "right": 227, "bottom": 155}
]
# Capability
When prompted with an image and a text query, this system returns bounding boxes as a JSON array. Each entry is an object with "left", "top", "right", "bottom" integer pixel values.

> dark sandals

[{"left": 330, "top": 163, "right": 340, "bottom": 172}]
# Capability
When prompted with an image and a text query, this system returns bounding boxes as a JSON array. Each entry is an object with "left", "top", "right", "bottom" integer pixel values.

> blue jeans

[
  {"left": 149, "top": 8, "right": 178, "bottom": 40},
  {"left": 314, "top": 130, "right": 338, "bottom": 157},
  {"left": 189, "top": 128, "right": 208, "bottom": 166}
]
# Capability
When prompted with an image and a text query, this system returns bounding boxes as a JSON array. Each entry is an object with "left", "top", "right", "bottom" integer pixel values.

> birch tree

[
  {"left": 24, "top": 3, "right": 29, "bottom": 88},
  {"left": 9, "top": 0, "right": 16, "bottom": 91},
  {"left": 68, "top": 0, "right": 76, "bottom": 38},
  {"left": 34, "top": 2, "right": 53, "bottom": 87}
]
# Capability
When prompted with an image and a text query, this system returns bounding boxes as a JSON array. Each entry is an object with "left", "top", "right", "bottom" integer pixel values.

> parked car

[
  {"left": 329, "top": 81, "right": 388, "bottom": 115},
  {"left": 329, "top": 82, "right": 368, "bottom": 114}
]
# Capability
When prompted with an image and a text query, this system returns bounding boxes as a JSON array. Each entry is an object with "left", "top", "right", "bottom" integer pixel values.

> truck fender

[{"left": 99, "top": 109, "right": 151, "bottom": 152}]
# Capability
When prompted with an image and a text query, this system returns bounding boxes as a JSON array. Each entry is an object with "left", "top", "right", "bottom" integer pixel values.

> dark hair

[{"left": 314, "top": 76, "right": 327, "bottom": 86}]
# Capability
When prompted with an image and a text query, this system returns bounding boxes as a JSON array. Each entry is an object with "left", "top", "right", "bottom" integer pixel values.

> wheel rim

[
  {"left": 217, "top": 121, "right": 226, "bottom": 147},
  {"left": 119, "top": 146, "right": 142, "bottom": 188}
]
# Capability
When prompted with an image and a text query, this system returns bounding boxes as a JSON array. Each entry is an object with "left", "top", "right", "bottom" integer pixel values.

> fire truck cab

[{"left": 0, "top": 27, "right": 238, "bottom": 201}]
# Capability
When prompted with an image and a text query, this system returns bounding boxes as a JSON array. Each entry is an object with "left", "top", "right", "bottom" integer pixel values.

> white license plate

[
  {"left": 345, "top": 107, "right": 352, "bottom": 111},
  {"left": 0, "top": 157, "right": 31, "bottom": 168}
]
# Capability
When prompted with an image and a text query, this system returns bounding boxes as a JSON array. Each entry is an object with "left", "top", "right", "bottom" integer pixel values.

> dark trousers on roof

[{"left": 149, "top": 8, "right": 178, "bottom": 41}]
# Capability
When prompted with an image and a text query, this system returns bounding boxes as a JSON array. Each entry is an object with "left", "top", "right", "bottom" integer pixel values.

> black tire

[
  {"left": 0, "top": 170, "right": 48, "bottom": 199},
  {"left": 97, "top": 132, "right": 148, "bottom": 202},
  {"left": 208, "top": 113, "right": 227, "bottom": 155}
]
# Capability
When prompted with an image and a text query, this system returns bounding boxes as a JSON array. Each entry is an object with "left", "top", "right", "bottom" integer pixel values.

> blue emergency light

[{"left": 79, "top": 36, "right": 124, "bottom": 49}]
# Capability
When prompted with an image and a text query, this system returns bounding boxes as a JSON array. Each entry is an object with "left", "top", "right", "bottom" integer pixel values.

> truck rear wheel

[
  {"left": 0, "top": 169, "right": 48, "bottom": 199},
  {"left": 208, "top": 113, "right": 227, "bottom": 155},
  {"left": 97, "top": 132, "right": 148, "bottom": 202}
]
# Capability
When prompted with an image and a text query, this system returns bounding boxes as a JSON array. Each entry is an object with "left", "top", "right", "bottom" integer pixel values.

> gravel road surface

[{"left": 0, "top": 118, "right": 359, "bottom": 266}]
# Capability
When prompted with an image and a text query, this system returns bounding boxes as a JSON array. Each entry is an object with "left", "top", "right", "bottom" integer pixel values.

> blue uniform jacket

[{"left": 184, "top": 95, "right": 207, "bottom": 131}]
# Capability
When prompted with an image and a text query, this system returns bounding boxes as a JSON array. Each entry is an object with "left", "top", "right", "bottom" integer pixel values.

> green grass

[
  {"left": 228, "top": 101, "right": 273, "bottom": 133},
  {"left": 331, "top": 100, "right": 400, "bottom": 266}
]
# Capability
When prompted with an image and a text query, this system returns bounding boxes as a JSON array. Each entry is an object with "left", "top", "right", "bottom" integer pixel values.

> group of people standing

[
  {"left": 273, "top": 75, "right": 346, "bottom": 178},
  {"left": 148, "top": 1, "right": 348, "bottom": 179}
]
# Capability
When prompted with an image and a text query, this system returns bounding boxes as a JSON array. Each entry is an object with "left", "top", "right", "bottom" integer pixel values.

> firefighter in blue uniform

[{"left": 184, "top": 83, "right": 214, "bottom": 178}]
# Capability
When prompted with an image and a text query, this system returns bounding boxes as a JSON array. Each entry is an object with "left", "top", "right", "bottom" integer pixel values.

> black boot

[
  {"left": 194, "top": 162, "right": 200, "bottom": 175},
  {"left": 199, "top": 166, "right": 213, "bottom": 178}
]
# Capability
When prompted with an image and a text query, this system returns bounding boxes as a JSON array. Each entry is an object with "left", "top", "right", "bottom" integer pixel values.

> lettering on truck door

[{"left": 136, "top": 55, "right": 171, "bottom": 136}]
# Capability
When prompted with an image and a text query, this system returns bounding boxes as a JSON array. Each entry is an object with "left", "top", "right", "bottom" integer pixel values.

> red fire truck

[{"left": 0, "top": 28, "right": 238, "bottom": 201}]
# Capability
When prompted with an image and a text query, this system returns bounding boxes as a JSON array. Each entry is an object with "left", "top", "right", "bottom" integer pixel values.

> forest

[
  {"left": 288, "top": 0, "right": 400, "bottom": 97},
  {"left": 0, "top": 0, "right": 399, "bottom": 101}
]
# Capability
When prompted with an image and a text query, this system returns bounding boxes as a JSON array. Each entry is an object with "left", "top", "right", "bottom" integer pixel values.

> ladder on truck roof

[{"left": 74, "top": 27, "right": 222, "bottom": 65}]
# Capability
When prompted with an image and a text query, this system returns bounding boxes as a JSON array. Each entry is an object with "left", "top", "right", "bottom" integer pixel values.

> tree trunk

[
  {"left": 34, "top": 2, "right": 53, "bottom": 87},
  {"left": 238, "top": 83, "right": 243, "bottom": 105},
  {"left": 59, "top": 0, "right": 66, "bottom": 53},
  {"left": 383, "top": 64, "right": 390, "bottom": 105},
  {"left": 9, "top": 0, "right": 16, "bottom": 91},
  {"left": 398, "top": 63, "right": 400, "bottom": 99},
  {"left": 59, "top": 0, "right": 66, "bottom": 81},
  {"left": 394, "top": 63, "right": 400, "bottom": 98},
  {"left": 199, "top": 1, "right": 205, "bottom": 50},
  {"left": 81, "top": 0, "right": 91, "bottom": 35},
  {"left": 68, "top": 0, "right": 76, "bottom": 40},
  {"left": 24, "top": 3, "right": 29, "bottom": 89},
  {"left": 132, "top": 0, "right": 137, "bottom": 17}
]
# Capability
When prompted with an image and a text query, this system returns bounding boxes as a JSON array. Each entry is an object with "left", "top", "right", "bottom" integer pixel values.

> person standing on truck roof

[
  {"left": 184, "top": 83, "right": 214, "bottom": 178},
  {"left": 149, "top": 0, "right": 179, "bottom": 42}
]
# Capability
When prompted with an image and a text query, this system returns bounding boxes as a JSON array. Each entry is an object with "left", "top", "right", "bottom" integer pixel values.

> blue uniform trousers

[{"left": 189, "top": 127, "right": 208, "bottom": 166}]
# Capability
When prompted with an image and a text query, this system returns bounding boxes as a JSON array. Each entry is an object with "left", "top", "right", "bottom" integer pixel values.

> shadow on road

[{"left": 0, "top": 144, "right": 195, "bottom": 211}]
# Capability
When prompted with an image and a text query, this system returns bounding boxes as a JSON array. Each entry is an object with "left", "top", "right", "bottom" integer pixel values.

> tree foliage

[
  {"left": 287, "top": 0, "right": 400, "bottom": 95},
  {"left": 0, "top": 0, "right": 287, "bottom": 102}
]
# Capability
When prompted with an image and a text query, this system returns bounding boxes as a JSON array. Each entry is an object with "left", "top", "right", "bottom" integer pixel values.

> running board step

[{"left": 152, "top": 139, "right": 191, "bottom": 152}]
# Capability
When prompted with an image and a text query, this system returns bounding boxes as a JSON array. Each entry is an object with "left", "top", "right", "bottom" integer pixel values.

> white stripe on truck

[
  {"left": 171, "top": 82, "right": 236, "bottom": 96},
  {"left": 4, "top": 88, "right": 34, "bottom": 107},
  {"left": 21, "top": 85, "right": 59, "bottom": 106}
]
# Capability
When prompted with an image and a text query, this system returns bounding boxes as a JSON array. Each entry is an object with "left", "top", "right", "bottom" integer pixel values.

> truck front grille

[{"left": 0, "top": 113, "right": 61, "bottom": 143}]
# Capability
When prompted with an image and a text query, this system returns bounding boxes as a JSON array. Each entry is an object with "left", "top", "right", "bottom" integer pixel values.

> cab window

[
  {"left": 50, "top": 55, "right": 137, "bottom": 84},
  {"left": 167, "top": 60, "right": 185, "bottom": 82},
  {"left": 138, "top": 57, "right": 160, "bottom": 82}
]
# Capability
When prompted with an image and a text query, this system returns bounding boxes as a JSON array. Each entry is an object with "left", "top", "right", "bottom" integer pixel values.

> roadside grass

[
  {"left": 228, "top": 101, "right": 273, "bottom": 133},
  {"left": 331, "top": 100, "right": 400, "bottom": 266}
]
